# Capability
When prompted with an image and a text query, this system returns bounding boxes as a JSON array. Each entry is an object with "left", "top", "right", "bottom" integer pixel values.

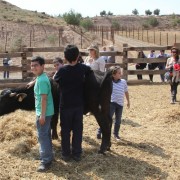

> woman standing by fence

[
  {"left": 135, "top": 51, "right": 147, "bottom": 80},
  {"left": 165, "top": 47, "right": 180, "bottom": 104}
]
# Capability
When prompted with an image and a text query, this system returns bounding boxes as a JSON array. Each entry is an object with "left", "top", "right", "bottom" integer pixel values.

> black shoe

[
  {"left": 97, "top": 134, "right": 101, "bottom": 139},
  {"left": 37, "top": 162, "right": 52, "bottom": 172},
  {"left": 72, "top": 155, "right": 81, "bottom": 162},
  {"left": 61, "top": 155, "right": 71, "bottom": 162}
]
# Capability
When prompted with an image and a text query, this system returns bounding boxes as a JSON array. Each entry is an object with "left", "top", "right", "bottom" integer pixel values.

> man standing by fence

[
  {"left": 157, "top": 50, "right": 170, "bottom": 82},
  {"left": 3, "top": 51, "right": 12, "bottom": 79}
]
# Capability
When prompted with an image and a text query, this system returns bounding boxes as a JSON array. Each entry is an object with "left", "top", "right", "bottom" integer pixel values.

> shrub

[
  {"left": 111, "top": 20, "right": 120, "bottom": 30},
  {"left": 80, "top": 18, "right": 93, "bottom": 30},
  {"left": 147, "top": 17, "right": 159, "bottom": 27}
]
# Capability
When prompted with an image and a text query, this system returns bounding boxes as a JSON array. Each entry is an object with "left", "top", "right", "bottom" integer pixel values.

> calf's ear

[{"left": 16, "top": 93, "right": 27, "bottom": 102}]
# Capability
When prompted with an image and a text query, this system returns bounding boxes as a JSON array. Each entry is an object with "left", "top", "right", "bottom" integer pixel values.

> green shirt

[{"left": 34, "top": 73, "right": 54, "bottom": 116}]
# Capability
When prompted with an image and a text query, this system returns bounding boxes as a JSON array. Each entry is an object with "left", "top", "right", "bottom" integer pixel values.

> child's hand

[
  {"left": 39, "top": 116, "right": 45, "bottom": 125},
  {"left": 26, "top": 81, "right": 35, "bottom": 89}
]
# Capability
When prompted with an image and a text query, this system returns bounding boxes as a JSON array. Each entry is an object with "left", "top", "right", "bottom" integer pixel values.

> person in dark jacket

[
  {"left": 135, "top": 51, "right": 147, "bottom": 80},
  {"left": 54, "top": 45, "right": 92, "bottom": 162}
]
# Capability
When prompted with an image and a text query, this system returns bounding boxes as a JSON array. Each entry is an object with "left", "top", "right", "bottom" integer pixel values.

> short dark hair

[
  {"left": 64, "top": 45, "right": 79, "bottom": 63},
  {"left": 53, "top": 57, "right": 63, "bottom": 64},
  {"left": 31, "top": 56, "right": 45, "bottom": 65}
]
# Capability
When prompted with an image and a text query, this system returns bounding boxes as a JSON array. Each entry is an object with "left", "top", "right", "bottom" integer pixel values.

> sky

[{"left": 5, "top": 0, "right": 180, "bottom": 17}]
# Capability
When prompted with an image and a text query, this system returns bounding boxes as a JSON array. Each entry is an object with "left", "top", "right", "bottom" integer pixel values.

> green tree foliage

[
  {"left": 132, "top": 9, "right": 139, "bottom": 15},
  {"left": 100, "top": 10, "right": 106, "bottom": 16},
  {"left": 111, "top": 20, "right": 120, "bottom": 30},
  {"left": 63, "top": 10, "right": 82, "bottom": 27},
  {"left": 145, "top": 9, "right": 152, "bottom": 16},
  {"left": 107, "top": 11, "right": 113, "bottom": 16},
  {"left": 146, "top": 17, "right": 159, "bottom": 27},
  {"left": 153, "top": 9, "right": 160, "bottom": 16},
  {"left": 80, "top": 18, "right": 93, "bottom": 30}
]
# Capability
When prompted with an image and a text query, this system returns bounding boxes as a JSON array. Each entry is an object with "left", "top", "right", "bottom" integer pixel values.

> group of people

[
  {"left": 29, "top": 44, "right": 129, "bottom": 172},
  {"left": 135, "top": 47, "right": 180, "bottom": 103},
  {"left": 135, "top": 49, "right": 170, "bottom": 82}
]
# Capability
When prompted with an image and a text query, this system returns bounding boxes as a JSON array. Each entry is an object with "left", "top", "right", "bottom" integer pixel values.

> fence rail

[{"left": 0, "top": 44, "right": 177, "bottom": 89}]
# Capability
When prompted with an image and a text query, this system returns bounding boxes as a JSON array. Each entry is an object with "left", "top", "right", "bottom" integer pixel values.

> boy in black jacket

[{"left": 54, "top": 45, "right": 91, "bottom": 162}]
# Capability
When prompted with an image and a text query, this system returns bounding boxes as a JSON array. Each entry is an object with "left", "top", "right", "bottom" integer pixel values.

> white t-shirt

[
  {"left": 111, "top": 79, "right": 128, "bottom": 106},
  {"left": 89, "top": 56, "right": 105, "bottom": 72}
]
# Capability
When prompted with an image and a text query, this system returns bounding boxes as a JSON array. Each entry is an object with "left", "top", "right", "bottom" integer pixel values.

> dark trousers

[
  {"left": 3, "top": 64, "right": 9, "bottom": 78},
  {"left": 136, "top": 65, "right": 143, "bottom": 80},
  {"left": 170, "top": 81, "right": 179, "bottom": 101},
  {"left": 148, "top": 63, "right": 158, "bottom": 81},
  {"left": 60, "top": 106, "right": 83, "bottom": 157}
]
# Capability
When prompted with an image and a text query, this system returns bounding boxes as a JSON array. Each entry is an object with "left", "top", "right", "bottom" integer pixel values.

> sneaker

[
  {"left": 61, "top": 155, "right": 71, "bottom": 162},
  {"left": 97, "top": 134, "right": 101, "bottom": 139},
  {"left": 72, "top": 155, "right": 81, "bottom": 162},
  {"left": 37, "top": 162, "right": 52, "bottom": 172},
  {"left": 114, "top": 135, "right": 120, "bottom": 141}
]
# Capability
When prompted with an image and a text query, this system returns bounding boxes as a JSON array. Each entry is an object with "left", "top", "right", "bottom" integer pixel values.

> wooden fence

[
  {"left": 0, "top": 44, "right": 175, "bottom": 89},
  {"left": 89, "top": 26, "right": 179, "bottom": 46}
]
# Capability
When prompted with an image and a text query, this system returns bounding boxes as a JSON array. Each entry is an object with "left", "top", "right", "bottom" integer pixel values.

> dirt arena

[{"left": 0, "top": 83, "right": 179, "bottom": 180}]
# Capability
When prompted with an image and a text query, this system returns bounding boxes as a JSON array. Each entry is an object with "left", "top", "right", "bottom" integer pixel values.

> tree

[
  {"left": 80, "top": 18, "right": 93, "bottom": 30},
  {"left": 145, "top": 9, "right": 152, "bottom": 16},
  {"left": 107, "top": 11, "right": 113, "bottom": 16},
  {"left": 154, "top": 9, "right": 160, "bottom": 16},
  {"left": 132, "top": 9, "right": 139, "bottom": 15},
  {"left": 63, "top": 10, "right": 82, "bottom": 27},
  {"left": 100, "top": 10, "right": 106, "bottom": 16}
]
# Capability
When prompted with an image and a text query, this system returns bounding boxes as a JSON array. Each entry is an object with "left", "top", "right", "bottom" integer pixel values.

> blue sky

[{"left": 6, "top": 0, "right": 180, "bottom": 17}]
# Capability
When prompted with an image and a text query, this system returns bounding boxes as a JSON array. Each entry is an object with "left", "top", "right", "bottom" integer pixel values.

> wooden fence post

[
  {"left": 142, "top": 28, "right": 143, "bottom": 41},
  {"left": 160, "top": 32, "right": 161, "bottom": 45},
  {"left": 138, "top": 28, "right": 139, "bottom": 40},
  {"left": 4, "top": 32, "right": 8, "bottom": 52},
  {"left": 167, "top": 33, "right": 168, "bottom": 45},
  {"left": 101, "top": 26, "right": 103, "bottom": 46},
  {"left": 123, "top": 43, "right": 128, "bottom": 80},
  {"left": 30, "top": 31, "right": 32, "bottom": 47},
  {"left": 175, "top": 34, "right": 176, "bottom": 44},
  {"left": 21, "top": 52, "right": 28, "bottom": 81},
  {"left": 147, "top": 30, "right": 149, "bottom": 43},
  {"left": 154, "top": 31, "right": 155, "bottom": 44}
]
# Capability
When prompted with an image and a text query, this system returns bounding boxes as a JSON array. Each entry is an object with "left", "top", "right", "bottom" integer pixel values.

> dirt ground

[{"left": 0, "top": 84, "right": 179, "bottom": 180}]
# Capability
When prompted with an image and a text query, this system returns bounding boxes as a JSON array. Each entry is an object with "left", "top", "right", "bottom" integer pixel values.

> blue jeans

[
  {"left": 158, "top": 63, "right": 165, "bottom": 82},
  {"left": 36, "top": 115, "right": 53, "bottom": 164},
  {"left": 97, "top": 102, "right": 123, "bottom": 137}
]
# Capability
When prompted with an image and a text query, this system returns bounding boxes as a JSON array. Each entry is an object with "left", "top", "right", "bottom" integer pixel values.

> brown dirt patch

[{"left": 0, "top": 84, "right": 180, "bottom": 179}]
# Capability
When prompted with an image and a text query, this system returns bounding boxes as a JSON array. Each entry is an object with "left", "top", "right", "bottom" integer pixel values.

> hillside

[
  {"left": 0, "top": 0, "right": 65, "bottom": 26},
  {"left": 92, "top": 15, "right": 180, "bottom": 30},
  {"left": 0, "top": 0, "right": 180, "bottom": 52}
]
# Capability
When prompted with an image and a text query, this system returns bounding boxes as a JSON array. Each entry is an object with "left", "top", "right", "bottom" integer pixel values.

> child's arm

[
  {"left": 26, "top": 79, "right": 36, "bottom": 89},
  {"left": 39, "top": 94, "right": 47, "bottom": 125},
  {"left": 125, "top": 91, "right": 130, "bottom": 108}
]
